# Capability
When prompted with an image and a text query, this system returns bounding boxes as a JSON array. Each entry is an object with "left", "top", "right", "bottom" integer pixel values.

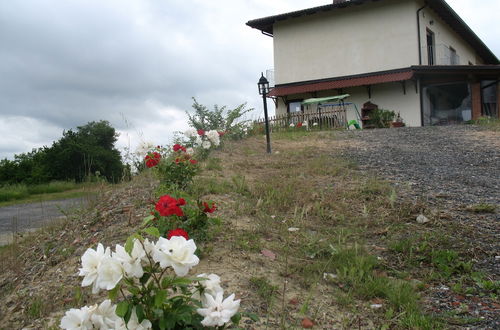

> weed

[
  {"left": 231, "top": 174, "right": 251, "bottom": 196},
  {"left": 189, "top": 177, "right": 233, "bottom": 196},
  {"left": 204, "top": 157, "right": 223, "bottom": 171},
  {"left": 27, "top": 296, "right": 45, "bottom": 319},
  {"left": 467, "top": 203, "right": 496, "bottom": 213},
  {"left": 249, "top": 276, "right": 278, "bottom": 307}
]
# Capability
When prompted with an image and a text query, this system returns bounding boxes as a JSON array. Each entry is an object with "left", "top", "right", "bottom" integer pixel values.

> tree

[
  {"left": 46, "top": 121, "right": 124, "bottom": 183},
  {"left": 186, "top": 98, "right": 253, "bottom": 139},
  {"left": 0, "top": 120, "right": 125, "bottom": 185}
]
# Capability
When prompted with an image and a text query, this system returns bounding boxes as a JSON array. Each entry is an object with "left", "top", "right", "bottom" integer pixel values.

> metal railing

[{"left": 424, "top": 44, "right": 461, "bottom": 65}]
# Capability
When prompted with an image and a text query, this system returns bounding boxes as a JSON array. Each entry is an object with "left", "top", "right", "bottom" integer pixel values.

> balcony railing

[{"left": 424, "top": 44, "right": 461, "bottom": 65}]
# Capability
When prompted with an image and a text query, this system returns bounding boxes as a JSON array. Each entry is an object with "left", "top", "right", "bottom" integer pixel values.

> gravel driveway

[
  {"left": 338, "top": 125, "right": 499, "bottom": 258},
  {"left": 337, "top": 125, "right": 499, "bottom": 328}
]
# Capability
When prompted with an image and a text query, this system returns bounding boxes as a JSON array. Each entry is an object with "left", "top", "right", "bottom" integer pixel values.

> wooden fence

[{"left": 255, "top": 108, "right": 347, "bottom": 131}]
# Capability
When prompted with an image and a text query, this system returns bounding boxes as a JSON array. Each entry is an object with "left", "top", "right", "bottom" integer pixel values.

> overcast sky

[{"left": 0, "top": 0, "right": 498, "bottom": 161}]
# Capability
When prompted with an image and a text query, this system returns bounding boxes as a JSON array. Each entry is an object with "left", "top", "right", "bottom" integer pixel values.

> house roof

[
  {"left": 268, "top": 65, "right": 500, "bottom": 97},
  {"left": 247, "top": 0, "right": 499, "bottom": 64}
]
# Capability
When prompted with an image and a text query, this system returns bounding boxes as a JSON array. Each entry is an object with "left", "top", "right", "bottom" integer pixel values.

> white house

[{"left": 247, "top": 0, "right": 500, "bottom": 127}]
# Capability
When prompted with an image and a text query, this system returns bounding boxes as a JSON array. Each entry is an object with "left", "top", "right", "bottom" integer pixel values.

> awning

[
  {"left": 268, "top": 69, "right": 414, "bottom": 97},
  {"left": 301, "top": 94, "right": 350, "bottom": 105}
]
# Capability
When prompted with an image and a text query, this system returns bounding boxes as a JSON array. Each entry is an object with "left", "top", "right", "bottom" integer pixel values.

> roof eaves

[{"left": 246, "top": 0, "right": 374, "bottom": 35}]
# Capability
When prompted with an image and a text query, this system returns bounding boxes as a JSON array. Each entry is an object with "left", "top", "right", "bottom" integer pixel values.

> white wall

[
  {"left": 273, "top": 0, "right": 419, "bottom": 84},
  {"left": 418, "top": 3, "right": 483, "bottom": 65},
  {"left": 275, "top": 81, "right": 422, "bottom": 127}
]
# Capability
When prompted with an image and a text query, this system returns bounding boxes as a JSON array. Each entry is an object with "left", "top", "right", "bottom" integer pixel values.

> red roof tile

[{"left": 268, "top": 70, "right": 414, "bottom": 97}]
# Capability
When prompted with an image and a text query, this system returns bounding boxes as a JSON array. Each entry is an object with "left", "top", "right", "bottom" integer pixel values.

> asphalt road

[{"left": 0, "top": 197, "right": 87, "bottom": 245}]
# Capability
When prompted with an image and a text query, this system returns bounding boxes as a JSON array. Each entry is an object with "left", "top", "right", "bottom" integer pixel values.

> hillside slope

[{"left": 0, "top": 128, "right": 498, "bottom": 329}]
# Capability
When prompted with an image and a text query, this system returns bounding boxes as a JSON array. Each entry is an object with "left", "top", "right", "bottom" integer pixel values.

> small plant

[
  {"left": 145, "top": 144, "right": 199, "bottom": 189},
  {"left": 366, "top": 109, "right": 395, "bottom": 128},
  {"left": 467, "top": 203, "right": 496, "bottom": 213},
  {"left": 249, "top": 276, "right": 278, "bottom": 306},
  {"left": 61, "top": 231, "right": 242, "bottom": 329},
  {"left": 144, "top": 194, "right": 219, "bottom": 244}
]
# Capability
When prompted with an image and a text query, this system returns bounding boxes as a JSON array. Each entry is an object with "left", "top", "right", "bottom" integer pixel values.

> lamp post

[{"left": 258, "top": 73, "right": 272, "bottom": 154}]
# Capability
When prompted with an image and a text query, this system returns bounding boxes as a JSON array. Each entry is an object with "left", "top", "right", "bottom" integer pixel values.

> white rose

[
  {"left": 197, "top": 292, "right": 240, "bottom": 327},
  {"left": 152, "top": 236, "right": 199, "bottom": 276}
]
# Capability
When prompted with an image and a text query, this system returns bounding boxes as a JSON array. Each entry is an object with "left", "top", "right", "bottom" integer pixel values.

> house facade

[{"left": 247, "top": 0, "right": 500, "bottom": 127}]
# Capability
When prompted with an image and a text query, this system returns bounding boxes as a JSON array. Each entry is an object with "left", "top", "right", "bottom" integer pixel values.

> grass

[{"left": 0, "top": 181, "right": 103, "bottom": 207}]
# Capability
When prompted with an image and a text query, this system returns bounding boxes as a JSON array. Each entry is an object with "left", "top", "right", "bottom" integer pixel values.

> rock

[{"left": 416, "top": 214, "right": 430, "bottom": 223}]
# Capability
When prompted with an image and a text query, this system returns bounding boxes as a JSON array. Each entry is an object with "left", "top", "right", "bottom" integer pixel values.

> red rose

[
  {"left": 197, "top": 129, "right": 205, "bottom": 136},
  {"left": 181, "top": 146, "right": 187, "bottom": 152},
  {"left": 166, "top": 228, "right": 189, "bottom": 240},
  {"left": 155, "top": 195, "right": 185, "bottom": 217},
  {"left": 190, "top": 159, "right": 198, "bottom": 165},
  {"left": 203, "top": 201, "right": 217, "bottom": 213},
  {"left": 297, "top": 122, "right": 303, "bottom": 128},
  {"left": 173, "top": 144, "right": 182, "bottom": 152},
  {"left": 145, "top": 152, "right": 161, "bottom": 168},
  {"left": 218, "top": 131, "right": 225, "bottom": 136},
  {"left": 175, "top": 157, "right": 181, "bottom": 164}
]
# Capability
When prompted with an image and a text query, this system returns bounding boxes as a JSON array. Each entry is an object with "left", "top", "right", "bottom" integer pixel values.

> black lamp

[{"left": 258, "top": 73, "right": 272, "bottom": 154}]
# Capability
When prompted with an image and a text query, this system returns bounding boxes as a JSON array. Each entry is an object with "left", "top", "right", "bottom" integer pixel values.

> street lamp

[{"left": 258, "top": 72, "right": 272, "bottom": 154}]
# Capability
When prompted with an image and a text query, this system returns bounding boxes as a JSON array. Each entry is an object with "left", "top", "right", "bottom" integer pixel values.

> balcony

[{"left": 424, "top": 44, "right": 461, "bottom": 65}]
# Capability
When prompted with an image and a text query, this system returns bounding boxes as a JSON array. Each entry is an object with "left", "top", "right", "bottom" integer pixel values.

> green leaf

[
  {"left": 108, "top": 286, "right": 119, "bottom": 301},
  {"left": 142, "top": 214, "right": 155, "bottom": 226},
  {"left": 115, "top": 301, "right": 129, "bottom": 317},
  {"left": 135, "top": 304, "right": 145, "bottom": 323},
  {"left": 246, "top": 312, "right": 260, "bottom": 322},
  {"left": 155, "top": 290, "right": 167, "bottom": 308},
  {"left": 159, "top": 318, "right": 167, "bottom": 330},
  {"left": 125, "top": 233, "right": 142, "bottom": 254},
  {"left": 140, "top": 272, "right": 151, "bottom": 285},
  {"left": 231, "top": 312, "right": 242, "bottom": 325},
  {"left": 143, "top": 227, "right": 160, "bottom": 238},
  {"left": 170, "top": 277, "right": 194, "bottom": 287},
  {"left": 124, "top": 304, "right": 133, "bottom": 324}
]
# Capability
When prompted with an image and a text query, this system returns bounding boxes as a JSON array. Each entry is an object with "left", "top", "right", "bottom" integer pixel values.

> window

[
  {"left": 427, "top": 29, "right": 435, "bottom": 65},
  {"left": 449, "top": 46, "right": 459, "bottom": 65},
  {"left": 287, "top": 101, "right": 302, "bottom": 113}
]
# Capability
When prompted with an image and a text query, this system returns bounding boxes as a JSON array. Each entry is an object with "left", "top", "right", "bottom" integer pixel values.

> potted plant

[{"left": 391, "top": 112, "right": 405, "bottom": 128}]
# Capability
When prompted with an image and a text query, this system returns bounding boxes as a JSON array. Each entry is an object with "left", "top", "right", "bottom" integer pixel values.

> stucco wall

[
  {"left": 273, "top": 0, "right": 419, "bottom": 84},
  {"left": 418, "top": 3, "right": 483, "bottom": 65},
  {"left": 274, "top": 81, "right": 422, "bottom": 127}
]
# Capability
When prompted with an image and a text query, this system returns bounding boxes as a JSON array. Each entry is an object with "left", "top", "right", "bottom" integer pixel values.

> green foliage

[
  {"left": 186, "top": 98, "right": 253, "bottom": 140},
  {"left": 156, "top": 156, "right": 199, "bottom": 190},
  {"left": 0, "top": 120, "right": 124, "bottom": 185},
  {"left": 366, "top": 109, "right": 396, "bottom": 128}
]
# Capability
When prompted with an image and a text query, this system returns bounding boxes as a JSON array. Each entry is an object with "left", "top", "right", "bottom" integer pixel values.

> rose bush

[
  {"left": 61, "top": 230, "right": 242, "bottom": 329},
  {"left": 144, "top": 144, "right": 199, "bottom": 189},
  {"left": 146, "top": 194, "right": 219, "bottom": 244}
]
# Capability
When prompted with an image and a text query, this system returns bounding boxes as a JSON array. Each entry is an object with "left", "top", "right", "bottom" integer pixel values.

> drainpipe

[
  {"left": 417, "top": 4, "right": 427, "bottom": 65},
  {"left": 416, "top": 3, "right": 427, "bottom": 126}
]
